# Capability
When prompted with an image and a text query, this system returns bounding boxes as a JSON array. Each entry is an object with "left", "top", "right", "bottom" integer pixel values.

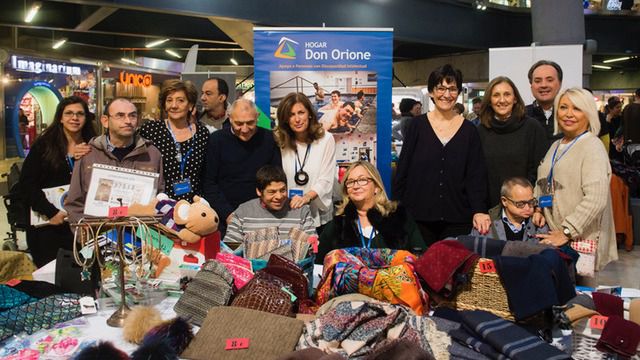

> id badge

[
  {"left": 539, "top": 194, "right": 553, "bottom": 208},
  {"left": 173, "top": 179, "right": 192, "bottom": 196},
  {"left": 289, "top": 189, "right": 303, "bottom": 198}
]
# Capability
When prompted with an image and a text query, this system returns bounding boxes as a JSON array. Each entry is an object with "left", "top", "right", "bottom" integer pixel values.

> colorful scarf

[{"left": 315, "top": 248, "right": 425, "bottom": 315}]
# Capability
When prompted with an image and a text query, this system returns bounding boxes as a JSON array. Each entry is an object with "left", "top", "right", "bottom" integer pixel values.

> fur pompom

[
  {"left": 131, "top": 337, "right": 177, "bottom": 360},
  {"left": 123, "top": 306, "right": 163, "bottom": 344},
  {"left": 72, "top": 341, "right": 129, "bottom": 360},
  {"left": 143, "top": 317, "right": 194, "bottom": 355}
]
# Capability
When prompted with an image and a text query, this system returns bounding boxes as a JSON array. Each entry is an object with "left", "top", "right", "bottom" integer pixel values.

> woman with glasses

[
  {"left": 316, "top": 161, "right": 425, "bottom": 263},
  {"left": 19, "top": 96, "right": 96, "bottom": 267},
  {"left": 393, "top": 64, "right": 490, "bottom": 246},
  {"left": 139, "top": 79, "right": 209, "bottom": 200},
  {"left": 477, "top": 76, "right": 548, "bottom": 208},
  {"left": 274, "top": 92, "right": 336, "bottom": 232},
  {"left": 533, "top": 88, "right": 617, "bottom": 283}
]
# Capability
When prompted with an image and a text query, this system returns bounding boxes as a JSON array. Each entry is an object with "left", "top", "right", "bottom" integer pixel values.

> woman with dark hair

[
  {"left": 274, "top": 92, "right": 336, "bottom": 230},
  {"left": 393, "top": 64, "right": 490, "bottom": 246},
  {"left": 20, "top": 96, "right": 96, "bottom": 267},
  {"left": 477, "top": 76, "right": 548, "bottom": 208},
  {"left": 605, "top": 96, "right": 624, "bottom": 160},
  {"left": 139, "top": 79, "right": 209, "bottom": 200}
]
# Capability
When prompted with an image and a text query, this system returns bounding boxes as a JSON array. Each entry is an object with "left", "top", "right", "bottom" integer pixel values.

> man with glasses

[
  {"left": 471, "top": 177, "right": 548, "bottom": 241},
  {"left": 65, "top": 98, "right": 164, "bottom": 222},
  {"left": 203, "top": 98, "right": 281, "bottom": 235}
]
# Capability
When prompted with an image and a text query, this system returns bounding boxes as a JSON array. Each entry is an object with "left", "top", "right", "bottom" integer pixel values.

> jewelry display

[{"left": 71, "top": 215, "right": 165, "bottom": 327}]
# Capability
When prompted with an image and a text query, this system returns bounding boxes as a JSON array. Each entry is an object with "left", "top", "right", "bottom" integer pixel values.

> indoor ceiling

[{"left": 0, "top": 0, "right": 637, "bottom": 72}]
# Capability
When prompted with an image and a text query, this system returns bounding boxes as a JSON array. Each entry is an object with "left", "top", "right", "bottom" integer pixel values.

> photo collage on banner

[{"left": 254, "top": 28, "right": 394, "bottom": 190}]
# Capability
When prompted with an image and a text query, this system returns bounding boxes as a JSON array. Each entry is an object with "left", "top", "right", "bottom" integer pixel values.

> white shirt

[{"left": 281, "top": 132, "right": 336, "bottom": 227}]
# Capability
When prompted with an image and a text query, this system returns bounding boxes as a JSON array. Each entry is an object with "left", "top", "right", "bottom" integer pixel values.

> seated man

[
  {"left": 471, "top": 177, "right": 547, "bottom": 241},
  {"left": 319, "top": 101, "right": 356, "bottom": 131},
  {"left": 223, "top": 165, "right": 316, "bottom": 243},
  {"left": 65, "top": 98, "right": 164, "bottom": 222}
]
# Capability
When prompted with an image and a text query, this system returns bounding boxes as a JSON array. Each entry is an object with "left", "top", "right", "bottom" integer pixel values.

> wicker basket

[
  {"left": 440, "top": 258, "right": 514, "bottom": 320},
  {"left": 572, "top": 317, "right": 640, "bottom": 360}
]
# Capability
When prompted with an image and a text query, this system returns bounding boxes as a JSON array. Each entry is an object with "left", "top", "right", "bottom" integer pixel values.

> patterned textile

[
  {"left": 460, "top": 310, "right": 571, "bottom": 360},
  {"left": 315, "top": 248, "right": 425, "bottom": 315},
  {"left": 0, "top": 285, "right": 36, "bottom": 311},
  {"left": 0, "top": 294, "right": 81, "bottom": 341},
  {"left": 569, "top": 238, "right": 597, "bottom": 277},
  {"left": 297, "top": 301, "right": 436, "bottom": 359},
  {"left": 456, "top": 235, "right": 506, "bottom": 258},
  {"left": 0, "top": 251, "right": 36, "bottom": 283}
]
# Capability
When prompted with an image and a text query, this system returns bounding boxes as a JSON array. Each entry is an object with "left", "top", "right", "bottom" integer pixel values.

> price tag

[
  {"left": 6, "top": 279, "right": 21, "bottom": 287},
  {"left": 225, "top": 338, "right": 249, "bottom": 350},
  {"left": 281, "top": 287, "right": 297, "bottom": 302},
  {"left": 589, "top": 315, "right": 608, "bottom": 330},
  {"left": 478, "top": 260, "right": 496, "bottom": 273},
  {"left": 108, "top": 206, "right": 128, "bottom": 218}
]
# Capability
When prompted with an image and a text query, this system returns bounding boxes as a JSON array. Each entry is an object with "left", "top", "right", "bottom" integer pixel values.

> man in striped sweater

[{"left": 223, "top": 165, "right": 316, "bottom": 244}]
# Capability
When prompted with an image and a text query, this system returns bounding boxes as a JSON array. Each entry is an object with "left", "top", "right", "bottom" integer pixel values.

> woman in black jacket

[
  {"left": 477, "top": 76, "right": 548, "bottom": 208},
  {"left": 20, "top": 96, "right": 96, "bottom": 267}
]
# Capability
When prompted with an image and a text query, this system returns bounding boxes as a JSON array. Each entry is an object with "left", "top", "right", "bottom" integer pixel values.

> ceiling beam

[
  {"left": 208, "top": 17, "right": 254, "bottom": 57},
  {"left": 75, "top": 6, "right": 118, "bottom": 31}
]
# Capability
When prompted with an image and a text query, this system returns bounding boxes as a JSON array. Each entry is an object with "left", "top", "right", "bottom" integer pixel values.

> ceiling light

[
  {"left": 52, "top": 38, "right": 67, "bottom": 49},
  {"left": 2, "top": 76, "right": 9, "bottom": 84},
  {"left": 25, "top": 2, "right": 42, "bottom": 23},
  {"left": 603, "top": 56, "right": 631, "bottom": 63},
  {"left": 145, "top": 38, "right": 170, "bottom": 48},
  {"left": 592, "top": 64, "right": 612, "bottom": 70},
  {"left": 121, "top": 58, "right": 138, "bottom": 65},
  {"left": 230, "top": 58, "right": 238, "bottom": 66},
  {"left": 165, "top": 49, "right": 181, "bottom": 59}
]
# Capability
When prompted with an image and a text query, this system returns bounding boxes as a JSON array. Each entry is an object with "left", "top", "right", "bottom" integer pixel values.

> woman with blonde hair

[
  {"left": 274, "top": 92, "right": 336, "bottom": 231},
  {"left": 316, "top": 161, "right": 425, "bottom": 263},
  {"left": 533, "top": 87, "right": 617, "bottom": 284}
]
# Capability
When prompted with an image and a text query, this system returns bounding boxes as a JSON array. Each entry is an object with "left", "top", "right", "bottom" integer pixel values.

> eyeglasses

[
  {"left": 108, "top": 112, "right": 138, "bottom": 121},
  {"left": 345, "top": 177, "right": 373, "bottom": 188},
  {"left": 63, "top": 111, "right": 86, "bottom": 118},
  {"left": 505, "top": 197, "right": 538, "bottom": 209},
  {"left": 434, "top": 86, "right": 459, "bottom": 95}
]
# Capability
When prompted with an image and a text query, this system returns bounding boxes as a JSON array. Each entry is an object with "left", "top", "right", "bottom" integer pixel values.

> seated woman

[{"left": 316, "top": 160, "right": 426, "bottom": 264}]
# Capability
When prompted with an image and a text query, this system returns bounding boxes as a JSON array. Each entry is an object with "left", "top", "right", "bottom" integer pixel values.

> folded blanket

[
  {"left": 459, "top": 310, "right": 570, "bottom": 360},
  {"left": 494, "top": 249, "right": 576, "bottom": 320},
  {"left": 456, "top": 235, "right": 506, "bottom": 258}
]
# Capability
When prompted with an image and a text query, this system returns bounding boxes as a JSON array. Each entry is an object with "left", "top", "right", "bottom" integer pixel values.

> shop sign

[
  {"left": 119, "top": 71, "right": 153, "bottom": 87},
  {"left": 10, "top": 55, "right": 82, "bottom": 75}
]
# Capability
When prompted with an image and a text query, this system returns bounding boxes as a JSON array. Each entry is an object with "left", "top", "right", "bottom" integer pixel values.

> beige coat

[{"left": 535, "top": 133, "right": 618, "bottom": 271}]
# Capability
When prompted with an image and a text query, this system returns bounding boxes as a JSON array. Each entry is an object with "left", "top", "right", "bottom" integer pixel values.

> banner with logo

[{"left": 254, "top": 27, "right": 393, "bottom": 190}]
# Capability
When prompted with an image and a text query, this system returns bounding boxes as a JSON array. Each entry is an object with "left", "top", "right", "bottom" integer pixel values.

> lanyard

[
  {"left": 357, "top": 218, "right": 376, "bottom": 249},
  {"left": 66, "top": 155, "right": 74, "bottom": 174},
  {"left": 547, "top": 131, "right": 587, "bottom": 187},
  {"left": 294, "top": 143, "right": 311, "bottom": 174},
  {"left": 166, "top": 120, "right": 194, "bottom": 177}
]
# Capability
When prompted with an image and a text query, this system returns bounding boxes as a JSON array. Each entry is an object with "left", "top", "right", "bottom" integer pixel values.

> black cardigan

[
  {"left": 316, "top": 202, "right": 425, "bottom": 264},
  {"left": 393, "top": 114, "right": 488, "bottom": 224}
]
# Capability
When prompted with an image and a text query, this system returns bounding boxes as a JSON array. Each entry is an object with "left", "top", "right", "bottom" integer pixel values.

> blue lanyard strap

[
  {"left": 66, "top": 155, "right": 74, "bottom": 173},
  {"left": 547, "top": 131, "right": 587, "bottom": 186},
  {"left": 166, "top": 120, "right": 194, "bottom": 177},
  {"left": 357, "top": 218, "right": 376, "bottom": 249}
]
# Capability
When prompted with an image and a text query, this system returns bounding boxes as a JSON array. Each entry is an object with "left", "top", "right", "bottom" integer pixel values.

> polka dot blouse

[{"left": 139, "top": 119, "right": 209, "bottom": 201}]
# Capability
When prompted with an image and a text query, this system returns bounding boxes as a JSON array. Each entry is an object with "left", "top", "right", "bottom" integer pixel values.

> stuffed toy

[{"left": 129, "top": 193, "right": 219, "bottom": 244}]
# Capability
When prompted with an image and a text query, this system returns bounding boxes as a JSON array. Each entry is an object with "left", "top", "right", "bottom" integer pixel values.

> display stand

[{"left": 70, "top": 216, "right": 165, "bottom": 327}]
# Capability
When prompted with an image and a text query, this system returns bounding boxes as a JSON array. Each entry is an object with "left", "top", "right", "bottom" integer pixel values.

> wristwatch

[{"left": 562, "top": 227, "right": 573, "bottom": 240}]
